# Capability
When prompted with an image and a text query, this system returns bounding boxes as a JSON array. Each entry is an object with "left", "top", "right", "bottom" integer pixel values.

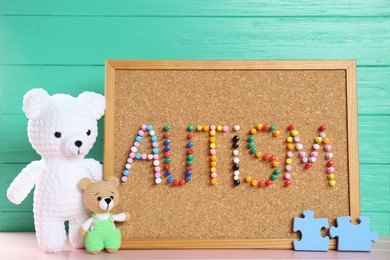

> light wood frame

[{"left": 104, "top": 60, "right": 359, "bottom": 249}]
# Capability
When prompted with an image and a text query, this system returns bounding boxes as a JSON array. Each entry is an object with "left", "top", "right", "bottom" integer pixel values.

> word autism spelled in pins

[{"left": 121, "top": 124, "right": 335, "bottom": 188}]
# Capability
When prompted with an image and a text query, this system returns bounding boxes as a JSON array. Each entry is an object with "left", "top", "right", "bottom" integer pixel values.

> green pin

[{"left": 187, "top": 125, "right": 195, "bottom": 132}]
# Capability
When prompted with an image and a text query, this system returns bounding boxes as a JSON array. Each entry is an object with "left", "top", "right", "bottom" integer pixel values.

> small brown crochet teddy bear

[{"left": 78, "top": 176, "right": 130, "bottom": 254}]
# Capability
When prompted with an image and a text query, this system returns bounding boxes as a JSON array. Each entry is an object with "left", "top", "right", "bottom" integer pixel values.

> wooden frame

[{"left": 104, "top": 60, "right": 359, "bottom": 249}]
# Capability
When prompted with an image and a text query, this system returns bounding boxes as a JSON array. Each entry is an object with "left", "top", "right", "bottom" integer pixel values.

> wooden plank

[
  {"left": 107, "top": 59, "right": 356, "bottom": 69},
  {"left": 121, "top": 239, "right": 298, "bottom": 249},
  {"left": 0, "top": 66, "right": 104, "bottom": 114},
  {"left": 0, "top": 66, "right": 389, "bottom": 114},
  {"left": 357, "top": 67, "right": 390, "bottom": 115},
  {"left": 0, "top": 17, "right": 389, "bottom": 65},
  {"left": 360, "top": 164, "right": 390, "bottom": 212},
  {"left": 360, "top": 212, "right": 390, "bottom": 235},
  {"left": 358, "top": 116, "right": 390, "bottom": 164},
  {"left": 346, "top": 61, "right": 360, "bottom": 218},
  {"left": 1, "top": 0, "right": 389, "bottom": 16},
  {"left": 103, "top": 61, "right": 116, "bottom": 179},
  {"left": 0, "top": 211, "right": 35, "bottom": 231}
]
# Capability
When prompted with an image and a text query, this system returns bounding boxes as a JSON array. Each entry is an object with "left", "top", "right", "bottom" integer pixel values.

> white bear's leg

[
  {"left": 35, "top": 216, "right": 66, "bottom": 252},
  {"left": 69, "top": 213, "right": 88, "bottom": 249}
]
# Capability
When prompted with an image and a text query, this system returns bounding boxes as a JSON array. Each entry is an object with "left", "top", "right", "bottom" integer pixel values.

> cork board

[{"left": 104, "top": 60, "right": 359, "bottom": 249}]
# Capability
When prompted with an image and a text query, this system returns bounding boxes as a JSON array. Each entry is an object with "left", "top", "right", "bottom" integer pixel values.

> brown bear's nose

[
  {"left": 75, "top": 140, "right": 82, "bottom": 147},
  {"left": 104, "top": 198, "right": 111, "bottom": 204}
]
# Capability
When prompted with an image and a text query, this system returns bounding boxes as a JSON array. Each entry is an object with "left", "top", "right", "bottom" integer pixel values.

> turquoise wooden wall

[{"left": 0, "top": 1, "right": 389, "bottom": 234}]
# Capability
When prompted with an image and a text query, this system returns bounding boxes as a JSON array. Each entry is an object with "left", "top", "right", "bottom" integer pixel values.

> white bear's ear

[
  {"left": 78, "top": 92, "right": 106, "bottom": 120},
  {"left": 23, "top": 88, "right": 50, "bottom": 120},
  {"left": 79, "top": 177, "right": 92, "bottom": 191},
  {"left": 108, "top": 176, "right": 120, "bottom": 187}
]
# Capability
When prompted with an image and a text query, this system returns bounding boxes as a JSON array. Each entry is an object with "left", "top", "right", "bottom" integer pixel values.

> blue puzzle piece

[
  {"left": 293, "top": 210, "right": 329, "bottom": 251},
  {"left": 329, "top": 216, "right": 379, "bottom": 251}
]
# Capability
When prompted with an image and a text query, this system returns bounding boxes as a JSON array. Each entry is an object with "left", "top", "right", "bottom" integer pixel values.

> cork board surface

[{"left": 104, "top": 60, "right": 359, "bottom": 248}]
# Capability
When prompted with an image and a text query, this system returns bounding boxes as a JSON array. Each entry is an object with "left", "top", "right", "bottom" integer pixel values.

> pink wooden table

[{"left": 1, "top": 233, "right": 388, "bottom": 259}]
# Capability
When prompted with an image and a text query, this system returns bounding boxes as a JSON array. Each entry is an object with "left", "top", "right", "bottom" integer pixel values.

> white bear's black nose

[
  {"left": 75, "top": 140, "right": 82, "bottom": 147},
  {"left": 104, "top": 198, "right": 111, "bottom": 204}
]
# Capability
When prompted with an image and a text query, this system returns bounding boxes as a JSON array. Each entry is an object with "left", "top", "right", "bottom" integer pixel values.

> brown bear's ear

[
  {"left": 108, "top": 176, "right": 119, "bottom": 187},
  {"left": 79, "top": 177, "right": 92, "bottom": 191}
]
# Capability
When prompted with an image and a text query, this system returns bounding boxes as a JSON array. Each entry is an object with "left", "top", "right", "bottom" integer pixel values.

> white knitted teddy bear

[{"left": 7, "top": 88, "right": 106, "bottom": 252}]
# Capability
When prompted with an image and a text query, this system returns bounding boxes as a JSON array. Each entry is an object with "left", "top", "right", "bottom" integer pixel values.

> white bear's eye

[
  {"left": 86, "top": 130, "right": 91, "bottom": 136},
  {"left": 54, "top": 132, "right": 62, "bottom": 138},
  {"left": 97, "top": 197, "right": 102, "bottom": 201}
]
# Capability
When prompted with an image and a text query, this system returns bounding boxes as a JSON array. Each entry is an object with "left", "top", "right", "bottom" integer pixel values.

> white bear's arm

[
  {"left": 81, "top": 217, "right": 94, "bottom": 231},
  {"left": 113, "top": 213, "right": 127, "bottom": 222},
  {"left": 84, "top": 159, "right": 103, "bottom": 181},
  {"left": 7, "top": 160, "right": 44, "bottom": 205}
]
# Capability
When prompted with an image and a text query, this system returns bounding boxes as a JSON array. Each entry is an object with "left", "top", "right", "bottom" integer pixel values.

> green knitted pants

[{"left": 85, "top": 217, "right": 121, "bottom": 252}]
